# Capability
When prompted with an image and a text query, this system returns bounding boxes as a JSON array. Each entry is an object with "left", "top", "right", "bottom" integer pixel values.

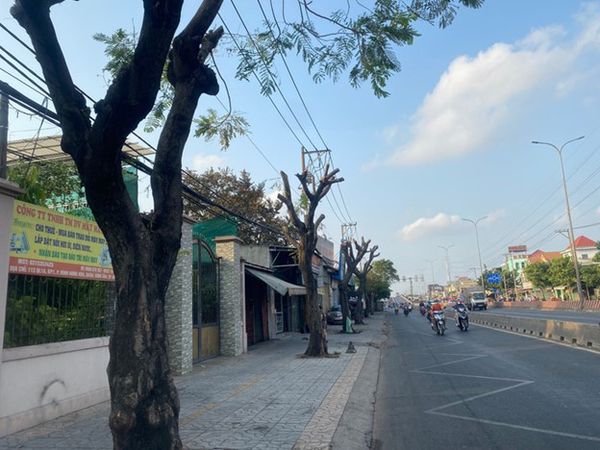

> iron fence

[{"left": 4, "top": 274, "right": 115, "bottom": 348}]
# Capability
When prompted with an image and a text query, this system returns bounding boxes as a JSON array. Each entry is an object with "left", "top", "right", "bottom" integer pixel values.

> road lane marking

[
  {"left": 431, "top": 412, "right": 600, "bottom": 442},
  {"left": 411, "top": 342, "right": 600, "bottom": 442}
]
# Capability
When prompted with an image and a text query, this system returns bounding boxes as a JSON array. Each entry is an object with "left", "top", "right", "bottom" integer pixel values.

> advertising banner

[{"left": 8, "top": 200, "right": 114, "bottom": 281}]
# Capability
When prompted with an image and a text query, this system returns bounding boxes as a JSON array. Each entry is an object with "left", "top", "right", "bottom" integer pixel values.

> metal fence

[{"left": 4, "top": 274, "right": 115, "bottom": 348}]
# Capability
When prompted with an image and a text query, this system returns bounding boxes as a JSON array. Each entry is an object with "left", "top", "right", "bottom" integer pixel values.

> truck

[{"left": 460, "top": 286, "right": 487, "bottom": 311}]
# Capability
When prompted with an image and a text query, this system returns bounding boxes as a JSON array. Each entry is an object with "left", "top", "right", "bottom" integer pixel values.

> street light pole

[
  {"left": 532, "top": 136, "right": 586, "bottom": 309},
  {"left": 437, "top": 244, "right": 454, "bottom": 285},
  {"left": 462, "top": 216, "right": 487, "bottom": 295}
]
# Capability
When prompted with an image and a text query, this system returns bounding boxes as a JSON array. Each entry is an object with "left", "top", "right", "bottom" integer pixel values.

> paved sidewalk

[{"left": 0, "top": 314, "right": 384, "bottom": 450}]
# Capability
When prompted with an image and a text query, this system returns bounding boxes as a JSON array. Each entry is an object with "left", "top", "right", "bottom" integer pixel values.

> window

[{"left": 581, "top": 254, "right": 589, "bottom": 260}]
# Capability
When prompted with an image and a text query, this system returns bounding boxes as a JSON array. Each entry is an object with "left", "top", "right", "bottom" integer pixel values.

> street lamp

[
  {"left": 532, "top": 136, "right": 585, "bottom": 309},
  {"left": 462, "top": 216, "right": 487, "bottom": 294},
  {"left": 437, "top": 244, "right": 454, "bottom": 284}
]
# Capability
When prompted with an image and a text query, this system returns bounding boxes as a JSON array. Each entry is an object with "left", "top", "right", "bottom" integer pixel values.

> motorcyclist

[
  {"left": 428, "top": 300, "right": 443, "bottom": 324},
  {"left": 454, "top": 301, "right": 468, "bottom": 327}
]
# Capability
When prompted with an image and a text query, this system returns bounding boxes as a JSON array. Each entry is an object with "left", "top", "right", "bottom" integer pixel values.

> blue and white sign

[{"left": 487, "top": 273, "right": 501, "bottom": 284}]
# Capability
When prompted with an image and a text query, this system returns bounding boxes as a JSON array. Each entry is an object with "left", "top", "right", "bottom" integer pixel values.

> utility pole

[
  {"left": 0, "top": 92, "right": 8, "bottom": 179},
  {"left": 341, "top": 222, "right": 357, "bottom": 244},
  {"left": 301, "top": 147, "right": 331, "bottom": 190},
  {"left": 532, "top": 136, "right": 586, "bottom": 309},
  {"left": 437, "top": 244, "right": 454, "bottom": 284}
]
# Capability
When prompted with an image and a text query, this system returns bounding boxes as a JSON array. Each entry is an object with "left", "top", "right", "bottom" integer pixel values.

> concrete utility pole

[
  {"left": 532, "top": 136, "right": 586, "bottom": 309},
  {"left": 0, "top": 92, "right": 8, "bottom": 179},
  {"left": 437, "top": 244, "right": 454, "bottom": 284},
  {"left": 462, "top": 216, "right": 487, "bottom": 294}
]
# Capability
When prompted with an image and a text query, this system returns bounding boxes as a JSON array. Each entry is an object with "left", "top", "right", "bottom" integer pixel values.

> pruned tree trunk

[
  {"left": 339, "top": 238, "right": 372, "bottom": 333},
  {"left": 352, "top": 246, "right": 379, "bottom": 326},
  {"left": 278, "top": 166, "right": 343, "bottom": 357}
]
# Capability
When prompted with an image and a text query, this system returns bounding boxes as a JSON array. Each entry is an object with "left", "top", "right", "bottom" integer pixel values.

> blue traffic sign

[{"left": 487, "top": 273, "right": 501, "bottom": 284}]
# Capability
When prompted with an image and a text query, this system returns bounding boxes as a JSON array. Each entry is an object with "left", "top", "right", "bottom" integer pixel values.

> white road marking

[{"left": 411, "top": 340, "right": 600, "bottom": 442}]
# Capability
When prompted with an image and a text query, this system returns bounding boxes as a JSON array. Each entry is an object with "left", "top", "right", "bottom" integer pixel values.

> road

[
  {"left": 479, "top": 308, "right": 600, "bottom": 324},
  {"left": 372, "top": 311, "right": 600, "bottom": 450}
]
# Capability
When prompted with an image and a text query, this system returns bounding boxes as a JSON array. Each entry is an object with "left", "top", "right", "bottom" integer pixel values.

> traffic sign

[{"left": 487, "top": 273, "right": 501, "bottom": 284}]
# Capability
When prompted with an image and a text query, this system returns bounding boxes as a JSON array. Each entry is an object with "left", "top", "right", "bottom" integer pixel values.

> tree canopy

[
  {"left": 366, "top": 259, "right": 399, "bottom": 301},
  {"left": 183, "top": 168, "right": 286, "bottom": 245}
]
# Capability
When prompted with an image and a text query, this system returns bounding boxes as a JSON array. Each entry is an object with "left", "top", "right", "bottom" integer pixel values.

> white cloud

[
  {"left": 190, "top": 153, "right": 225, "bottom": 171},
  {"left": 380, "top": 6, "right": 600, "bottom": 167},
  {"left": 400, "top": 212, "right": 461, "bottom": 240}
]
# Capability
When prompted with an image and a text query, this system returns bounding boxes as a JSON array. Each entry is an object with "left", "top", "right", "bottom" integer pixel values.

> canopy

[{"left": 246, "top": 268, "right": 306, "bottom": 296}]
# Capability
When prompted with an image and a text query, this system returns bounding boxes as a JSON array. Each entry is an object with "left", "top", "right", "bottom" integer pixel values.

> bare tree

[
  {"left": 278, "top": 166, "right": 343, "bottom": 356},
  {"left": 340, "top": 238, "right": 371, "bottom": 333},
  {"left": 353, "top": 245, "right": 379, "bottom": 323}
]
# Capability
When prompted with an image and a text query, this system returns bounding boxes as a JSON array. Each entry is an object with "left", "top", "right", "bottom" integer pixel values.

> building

[{"left": 560, "top": 235, "right": 598, "bottom": 264}]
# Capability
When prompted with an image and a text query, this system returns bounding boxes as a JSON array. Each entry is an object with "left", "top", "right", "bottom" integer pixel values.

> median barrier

[{"left": 464, "top": 311, "right": 600, "bottom": 349}]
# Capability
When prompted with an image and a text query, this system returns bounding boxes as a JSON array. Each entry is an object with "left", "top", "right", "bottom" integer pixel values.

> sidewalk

[{"left": 0, "top": 314, "right": 385, "bottom": 450}]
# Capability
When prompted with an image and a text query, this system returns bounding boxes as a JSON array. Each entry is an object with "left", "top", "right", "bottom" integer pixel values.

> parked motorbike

[
  {"left": 432, "top": 311, "right": 446, "bottom": 335},
  {"left": 456, "top": 304, "right": 469, "bottom": 331}
]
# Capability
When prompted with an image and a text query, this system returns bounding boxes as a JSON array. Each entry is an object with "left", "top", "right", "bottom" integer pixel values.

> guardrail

[{"left": 462, "top": 310, "right": 600, "bottom": 350}]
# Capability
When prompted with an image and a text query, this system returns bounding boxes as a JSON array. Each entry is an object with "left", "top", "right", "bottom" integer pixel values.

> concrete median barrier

[{"left": 446, "top": 310, "right": 600, "bottom": 350}]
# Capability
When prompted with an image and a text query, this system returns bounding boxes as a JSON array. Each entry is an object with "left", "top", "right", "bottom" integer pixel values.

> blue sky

[{"left": 3, "top": 1, "right": 600, "bottom": 295}]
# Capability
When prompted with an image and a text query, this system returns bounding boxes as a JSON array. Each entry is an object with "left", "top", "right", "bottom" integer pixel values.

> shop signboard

[{"left": 8, "top": 200, "right": 114, "bottom": 281}]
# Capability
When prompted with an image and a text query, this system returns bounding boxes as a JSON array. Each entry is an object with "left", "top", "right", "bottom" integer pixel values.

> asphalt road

[
  {"left": 372, "top": 310, "right": 600, "bottom": 450},
  {"left": 479, "top": 308, "right": 600, "bottom": 324}
]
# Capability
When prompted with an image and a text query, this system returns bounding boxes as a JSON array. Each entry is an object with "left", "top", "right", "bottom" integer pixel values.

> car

[{"left": 326, "top": 305, "right": 343, "bottom": 325}]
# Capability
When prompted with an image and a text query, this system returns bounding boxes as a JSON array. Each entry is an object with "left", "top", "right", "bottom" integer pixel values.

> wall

[
  {"left": 0, "top": 338, "right": 109, "bottom": 437},
  {"left": 215, "top": 236, "right": 244, "bottom": 356},
  {"left": 240, "top": 245, "right": 271, "bottom": 268},
  {"left": 165, "top": 218, "right": 194, "bottom": 375}
]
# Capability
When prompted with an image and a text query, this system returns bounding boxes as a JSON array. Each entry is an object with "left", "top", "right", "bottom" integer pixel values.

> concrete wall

[
  {"left": 215, "top": 236, "right": 244, "bottom": 356},
  {"left": 165, "top": 218, "right": 194, "bottom": 375},
  {"left": 466, "top": 311, "right": 600, "bottom": 349},
  {"left": 0, "top": 338, "right": 109, "bottom": 437},
  {"left": 240, "top": 245, "right": 271, "bottom": 268}
]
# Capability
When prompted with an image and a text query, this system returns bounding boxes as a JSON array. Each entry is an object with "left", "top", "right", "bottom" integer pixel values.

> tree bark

[
  {"left": 278, "top": 167, "right": 342, "bottom": 357},
  {"left": 12, "top": 1, "right": 224, "bottom": 448}
]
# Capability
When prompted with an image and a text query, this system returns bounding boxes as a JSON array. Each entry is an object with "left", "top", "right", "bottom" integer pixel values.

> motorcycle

[
  {"left": 419, "top": 304, "right": 426, "bottom": 316},
  {"left": 394, "top": 307, "right": 399, "bottom": 315},
  {"left": 456, "top": 304, "right": 469, "bottom": 331},
  {"left": 403, "top": 305, "right": 410, "bottom": 317},
  {"left": 432, "top": 311, "right": 446, "bottom": 335}
]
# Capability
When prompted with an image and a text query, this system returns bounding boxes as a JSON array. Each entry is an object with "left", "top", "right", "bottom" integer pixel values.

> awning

[{"left": 246, "top": 268, "right": 306, "bottom": 296}]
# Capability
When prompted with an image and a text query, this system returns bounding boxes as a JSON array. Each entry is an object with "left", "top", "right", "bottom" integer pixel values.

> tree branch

[
  {"left": 11, "top": 0, "right": 91, "bottom": 160},
  {"left": 278, "top": 171, "right": 304, "bottom": 233},
  {"left": 91, "top": 0, "right": 185, "bottom": 153}
]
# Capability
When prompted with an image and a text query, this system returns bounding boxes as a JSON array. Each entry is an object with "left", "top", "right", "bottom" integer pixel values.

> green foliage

[
  {"left": 183, "top": 168, "right": 286, "bottom": 245},
  {"left": 366, "top": 259, "right": 399, "bottom": 301},
  {"left": 194, "top": 108, "right": 250, "bottom": 149},
  {"left": 524, "top": 262, "right": 552, "bottom": 289},
  {"left": 232, "top": 0, "right": 483, "bottom": 98},
  {"left": 95, "top": 29, "right": 248, "bottom": 149},
  {"left": 8, "top": 160, "right": 83, "bottom": 206},
  {"left": 93, "top": 29, "right": 136, "bottom": 78},
  {"left": 581, "top": 265, "right": 600, "bottom": 291},
  {"left": 4, "top": 279, "right": 111, "bottom": 348},
  {"left": 548, "top": 257, "right": 576, "bottom": 288}
]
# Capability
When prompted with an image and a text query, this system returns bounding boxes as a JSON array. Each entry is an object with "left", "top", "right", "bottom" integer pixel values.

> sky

[{"left": 3, "top": 1, "right": 600, "bottom": 295}]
